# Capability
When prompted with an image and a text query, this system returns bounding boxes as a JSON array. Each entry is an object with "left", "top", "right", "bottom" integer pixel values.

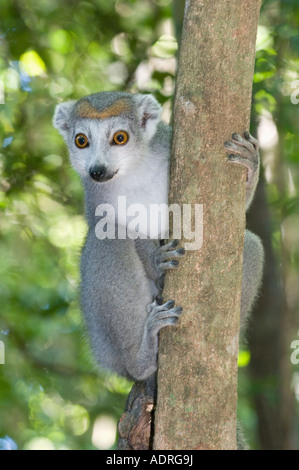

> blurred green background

[{"left": 0, "top": 0, "right": 298, "bottom": 450}]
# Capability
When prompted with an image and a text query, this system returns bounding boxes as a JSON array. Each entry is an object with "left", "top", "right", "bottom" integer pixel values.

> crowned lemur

[{"left": 53, "top": 92, "right": 263, "bottom": 383}]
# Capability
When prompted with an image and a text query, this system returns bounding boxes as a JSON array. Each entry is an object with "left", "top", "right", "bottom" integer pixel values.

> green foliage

[{"left": 252, "top": 0, "right": 299, "bottom": 244}]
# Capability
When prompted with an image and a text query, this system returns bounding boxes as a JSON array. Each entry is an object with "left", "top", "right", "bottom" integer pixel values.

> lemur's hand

[{"left": 224, "top": 132, "right": 260, "bottom": 210}]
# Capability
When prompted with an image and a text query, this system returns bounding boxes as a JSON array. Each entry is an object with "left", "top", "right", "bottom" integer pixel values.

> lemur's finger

[
  {"left": 158, "top": 260, "right": 179, "bottom": 271},
  {"left": 244, "top": 131, "right": 259, "bottom": 150},
  {"left": 231, "top": 133, "right": 255, "bottom": 153},
  {"left": 224, "top": 140, "right": 250, "bottom": 157},
  {"left": 155, "top": 306, "right": 183, "bottom": 320},
  {"left": 147, "top": 296, "right": 167, "bottom": 313},
  {"left": 160, "top": 240, "right": 179, "bottom": 252},
  {"left": 228, "top": 154, "right": 257, "bottom": 172},
  {"left": 160, "top": 248, "right": 185, "bottom": 262}
]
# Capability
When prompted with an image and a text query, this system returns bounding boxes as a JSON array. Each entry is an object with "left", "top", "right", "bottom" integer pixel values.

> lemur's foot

[
  {"left": 146, "top": 297, "right": 183, "bottom": 334},
  {"left": 224, "top": 132, "right": 260, "bottom": 208}
]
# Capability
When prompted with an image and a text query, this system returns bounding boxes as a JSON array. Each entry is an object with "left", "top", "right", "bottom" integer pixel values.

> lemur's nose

[{"left": 89, "top": 165, "right": 107, "bottom": 182}]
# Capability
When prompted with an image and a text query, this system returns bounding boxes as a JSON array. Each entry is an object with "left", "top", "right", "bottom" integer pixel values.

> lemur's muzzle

[{"left": 89, "top": 165, "right": 117, "bottom": 183}]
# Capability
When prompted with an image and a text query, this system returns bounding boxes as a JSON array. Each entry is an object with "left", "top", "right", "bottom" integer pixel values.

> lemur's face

[
  {"left": 53, "top": 92, "right": 162, "bottom": 183},
  {"left": 67, "top": 114, "right": 146, "bottom": 182}
]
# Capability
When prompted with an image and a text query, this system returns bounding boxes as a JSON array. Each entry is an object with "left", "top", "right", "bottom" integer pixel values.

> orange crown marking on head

[{"left": 76, "top": 98, "right": 132, "bottom": 119}]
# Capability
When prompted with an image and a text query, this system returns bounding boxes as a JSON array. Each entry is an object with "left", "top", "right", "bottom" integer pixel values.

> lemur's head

[{"left": 53, "top": 92, "right": 162, "bottom": 183}]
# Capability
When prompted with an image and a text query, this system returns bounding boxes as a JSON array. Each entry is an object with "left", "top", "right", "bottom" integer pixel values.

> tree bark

[{"left": 153, "top": 0, "right": 261, "bottom": 450}]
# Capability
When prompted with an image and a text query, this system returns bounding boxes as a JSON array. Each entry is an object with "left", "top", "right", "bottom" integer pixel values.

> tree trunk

[{"left": 153, "top": 0, "right": 261, "bottom": 450}]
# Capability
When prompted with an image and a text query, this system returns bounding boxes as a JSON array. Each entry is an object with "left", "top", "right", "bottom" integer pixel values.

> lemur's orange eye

[
  {"left": 112, "top": 130, "right": 129, "bottom": 146},
  {"left": 75, "top": 133, "right": 89, "bottom": 148}
]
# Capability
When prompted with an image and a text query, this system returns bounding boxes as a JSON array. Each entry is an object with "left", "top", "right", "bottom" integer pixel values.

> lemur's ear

[
  {"left": 53, "top": 100, "right": 76, "bottom": 138},
  {"left": 134, "top": 94, "right": 162, "bottom": 140}
]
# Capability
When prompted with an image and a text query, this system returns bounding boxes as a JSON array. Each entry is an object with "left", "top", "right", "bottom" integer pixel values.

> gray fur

[
  {"left": 241, "top": 230, "right": 264, "bottom": 332},
  {"left": 53, "top": 91, "right": 263, "bottom": 381}
]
